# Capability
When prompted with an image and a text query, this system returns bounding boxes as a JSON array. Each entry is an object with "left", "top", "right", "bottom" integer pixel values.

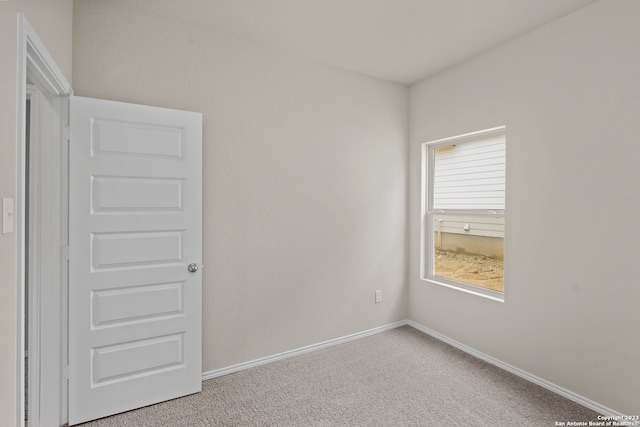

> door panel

[{"left": 68, "top": 96, "right": 202, "bottom": 425}]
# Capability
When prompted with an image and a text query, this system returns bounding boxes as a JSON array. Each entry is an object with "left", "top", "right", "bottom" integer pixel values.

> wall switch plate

[
  {"left": 375, "top": 290, "right": 382, "bottom": 303},
  {"left": 3, "top": 198, "right": 15, "bottom": 234}
]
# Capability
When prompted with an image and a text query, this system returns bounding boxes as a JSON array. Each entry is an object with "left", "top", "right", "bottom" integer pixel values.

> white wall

[
  {"left": 0, "top": 0, "right": 73, "bottom": 423},
  {"left": 409, "top": 0, "right": 640, "bottom": 415},
  {"left": 72, "top": 0, "right": 408, "bottom": 372}
]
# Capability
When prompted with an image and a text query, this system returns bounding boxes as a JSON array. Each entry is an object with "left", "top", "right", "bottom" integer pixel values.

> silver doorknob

[{"left": 188, "top": 263, "right": 199, "bottom": 273}]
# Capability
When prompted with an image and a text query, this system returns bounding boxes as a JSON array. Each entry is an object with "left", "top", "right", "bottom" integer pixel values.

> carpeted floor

[{"left": 79, "top": 325, "right": 601, "bottom": 426}]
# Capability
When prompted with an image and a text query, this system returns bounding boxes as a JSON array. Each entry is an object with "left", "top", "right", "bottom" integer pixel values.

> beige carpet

[{"left": 79, "top": 326, "right": 601, "bottom": 426}]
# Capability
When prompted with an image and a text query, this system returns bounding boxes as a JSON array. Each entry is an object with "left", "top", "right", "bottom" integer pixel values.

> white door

[{"left": 68, "top": 96, "right": 202, "bottom": 425}]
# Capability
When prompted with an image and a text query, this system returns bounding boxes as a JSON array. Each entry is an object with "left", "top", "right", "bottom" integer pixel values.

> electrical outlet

[{"left": 375, "top": 290, "right": 382, "bottom": 303}]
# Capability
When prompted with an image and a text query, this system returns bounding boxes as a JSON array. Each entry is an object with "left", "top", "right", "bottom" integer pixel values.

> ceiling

[{"left": 112, "top": 0, "right": 598, "bottom": 85}]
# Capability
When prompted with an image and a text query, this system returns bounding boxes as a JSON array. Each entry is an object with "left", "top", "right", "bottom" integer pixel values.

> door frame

[{"left": 17, "top": 13, "right": 72, "bottom": 427}]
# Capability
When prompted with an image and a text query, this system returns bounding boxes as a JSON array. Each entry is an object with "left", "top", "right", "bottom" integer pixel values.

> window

[{"left": 421, "top": 126, "right": 506, "bottom": 301}]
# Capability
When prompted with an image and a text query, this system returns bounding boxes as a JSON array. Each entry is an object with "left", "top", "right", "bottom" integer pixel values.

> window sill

[{"left": 420, "top": 276, "right": 505, "bottom": 303}]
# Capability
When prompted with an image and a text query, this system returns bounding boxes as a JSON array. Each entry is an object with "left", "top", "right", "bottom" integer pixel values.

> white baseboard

[
  {"left": 406, "top": 320, "right": 628, "bottom": 419},
  {"left": 200, "top": 318, "right": 629, "bottom": 421},
  {"left": 202, "top": 320, "right": 409, "bottom": 381}
]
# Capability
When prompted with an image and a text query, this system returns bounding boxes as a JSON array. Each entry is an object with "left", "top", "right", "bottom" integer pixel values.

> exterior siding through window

[{"left": 433, "top": 136, "right": 505, "bottom": 240}]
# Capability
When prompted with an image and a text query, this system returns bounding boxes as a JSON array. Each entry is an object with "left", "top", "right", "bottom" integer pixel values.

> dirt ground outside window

[{"left": 434, "top": 248, "right": 504, "bottom": 292}]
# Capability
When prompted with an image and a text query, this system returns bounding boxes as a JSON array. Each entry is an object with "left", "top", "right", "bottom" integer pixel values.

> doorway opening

[{"left": 25, "top": 97, "right": 30, "bottom": 425}]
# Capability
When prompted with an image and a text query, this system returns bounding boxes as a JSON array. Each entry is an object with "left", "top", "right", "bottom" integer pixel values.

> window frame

[{"left": 420, "top": 126, "right": 506, "bottom": 302}]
